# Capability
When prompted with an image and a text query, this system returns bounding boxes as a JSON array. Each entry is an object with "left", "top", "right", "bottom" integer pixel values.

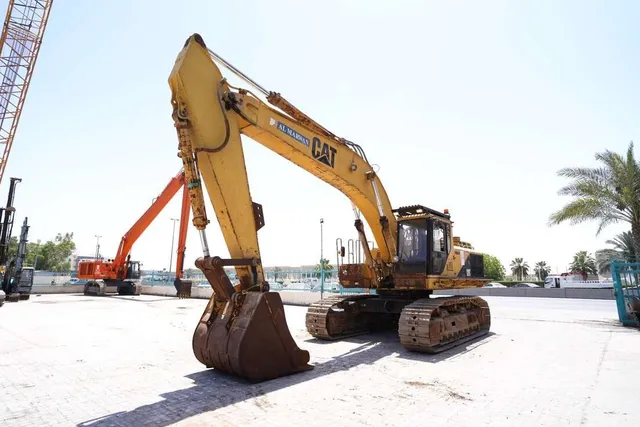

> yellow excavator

[{"left": 168, "top": 34, "right": 491, "bottom": 383}]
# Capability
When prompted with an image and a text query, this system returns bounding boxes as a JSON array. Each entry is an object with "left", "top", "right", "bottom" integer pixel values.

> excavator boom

[
  {"left": 168, "top": 34, "right": 491, "bottom": 383},
  {"left": 170, "top": 36, "right": 396, "bottom": 283}
]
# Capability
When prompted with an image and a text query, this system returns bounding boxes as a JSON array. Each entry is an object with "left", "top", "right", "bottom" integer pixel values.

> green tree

[
  {"left": 8, "top": 236, "right": 40, "bottom": 267},
  {"left": 314, "top": 258, "right": 333, "bottom": 279},
  {"left": 510, "top": 257, "right": 529, "bottom": 281},
  {"left": 482, "top": 254, "right": 505, "bottom": 280},
  {"left": 549, "top": 141, "right": 640, "bottom": 257},
  {"left": 569, "top": 251, "right": 597, "bottom": 279},
  {"left": 6, "top": 235, "right": 19, "bottom": 259},
  {"left": 534, "top": 261, "right": 551, "bottom": 281},
  {"left": 8, "top": 232, "right": 75, "bottom": 271}
]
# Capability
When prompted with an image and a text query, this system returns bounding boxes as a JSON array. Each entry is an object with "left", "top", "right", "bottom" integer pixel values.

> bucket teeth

[{"left": 175, "top": 279, "right": 192, "bottom": 298}]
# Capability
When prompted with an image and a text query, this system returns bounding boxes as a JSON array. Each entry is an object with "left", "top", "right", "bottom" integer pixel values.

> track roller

[
  {"left": 305, "top": 294, "right": 383, "bottom": 340},
  {"left": 398, "top": 296, "right": 491, "bottom": 353}
]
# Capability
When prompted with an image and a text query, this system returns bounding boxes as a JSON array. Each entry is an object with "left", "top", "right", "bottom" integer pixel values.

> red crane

[{"left": 0, "top": 0, "right": 53, "bottom": 186}]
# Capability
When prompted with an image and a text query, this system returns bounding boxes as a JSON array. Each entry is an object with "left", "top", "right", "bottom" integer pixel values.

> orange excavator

[{"left": 78, "top": 170, "right": 194, "bottom": 297}]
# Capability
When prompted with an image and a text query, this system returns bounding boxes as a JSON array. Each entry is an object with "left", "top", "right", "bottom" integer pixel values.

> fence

[
  {"left": 140, "top": 269, "right": 375, "bottom": 295},
  {"left": 610, "top": 261, "right": 640, "bottom": 327}
]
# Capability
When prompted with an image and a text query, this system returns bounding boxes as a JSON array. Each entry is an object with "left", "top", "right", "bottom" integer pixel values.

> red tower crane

[{"left": 0, "top": 0, "right": 53, "bottom": 186}]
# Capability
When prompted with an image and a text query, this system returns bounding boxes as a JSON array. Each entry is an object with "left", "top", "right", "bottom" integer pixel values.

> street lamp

[
  {"left": 320, "top": 218, "right": 324, "bottom": 299},
  {"left": 94, "top": 235, "right": 101, "bottom": 260},
  {"left": 169, "top": 218, "right": 179, "bottom": 276}
]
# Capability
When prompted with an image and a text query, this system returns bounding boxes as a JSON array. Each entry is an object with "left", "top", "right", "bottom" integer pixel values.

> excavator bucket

[
  {"left": 192, "top": 256, "right": 313, "bottom": 383},
  {"left": 175, "top": 279, "right": 193, "bottom": 298}
]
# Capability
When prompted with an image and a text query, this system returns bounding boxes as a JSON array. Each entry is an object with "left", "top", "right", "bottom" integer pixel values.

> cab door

[{"left": 428, "top": 219, "right": 449, "bottom": 276}]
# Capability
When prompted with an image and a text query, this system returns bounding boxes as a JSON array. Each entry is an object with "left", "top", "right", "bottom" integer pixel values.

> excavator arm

[
  {"left": 110, "top": 169, "right": 186, "bottom": 279},
  {"left": 169, "top": 34, "right": 397, "bottom": 290},
  {"left": 174, "top": 183, "right": 191, "bottom": 279},
  {"left": 173, "top": 181, "right": 194, "bottom": 297}
]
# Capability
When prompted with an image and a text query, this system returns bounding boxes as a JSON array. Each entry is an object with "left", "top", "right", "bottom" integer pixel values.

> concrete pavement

[{"left": 0, "top": 294, "right": 638, "bottom": 427}]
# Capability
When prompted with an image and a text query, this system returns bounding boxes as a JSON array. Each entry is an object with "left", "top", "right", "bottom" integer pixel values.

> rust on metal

[
  {"left": 193, "top": 255, "right": 312, "bottom": 382},
  {"left": 338, "top": 263, "right": 375, "bottom": 288},
  {"left": 398, "top": 296, "right": 491, "bottom": 353},
  {"left": 392, "top": 272, "right": 429, "bottom": 289},
  {"left": 195, "top": 256, "right": 236, "bottom": 300},
  {"left": 305, "top": 294, "right": 380, "bottom": 340},
  {"left": 252, "top": 202, "right": 265, "bottom": 231},
  {"left": 392, "top": 272, "right": 489, "bottom": 290},
  {"left": 306, "top": 293, "right": 491, "bottom": 354}
]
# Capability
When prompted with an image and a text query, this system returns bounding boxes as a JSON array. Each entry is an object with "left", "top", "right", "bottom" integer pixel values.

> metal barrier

[
  {"left": 611, "top": 262, "right": 640, "bottom": 327},
  {"left": 140, "top": 268, "right": 378, "bottom": 295}
]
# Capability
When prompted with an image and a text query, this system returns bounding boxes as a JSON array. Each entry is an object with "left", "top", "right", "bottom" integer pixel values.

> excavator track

[
  {"left": 398, "top": 296, "right": 491, "bottom": 353},
  {"left": 305, "top": 294, "right": 381, "bottom": 340}
]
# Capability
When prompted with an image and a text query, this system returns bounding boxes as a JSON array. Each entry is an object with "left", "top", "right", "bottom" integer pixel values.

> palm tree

[
  {"left": 596, "top": 249, "right": 620, "bottom": 275},
  {"left": 607, "top": 230, "right": 637, "bottom": 261},
  {"left": 534, "top": 261, "right": 551, "bottom": 281},
  {"left": 510, "top": 257, "right": 529, "bottom": 281},
  {"left": 315, "top": 258, "right": 333, "bottom": 279},
  {"left": 597, "top": 230, "right": 638, "bottom": 274},
  {"left": 549, "top": 142, "right": 640, "bottom": 257},
  {"left": 569, "top": 251, "right": 597, "bottom": 279}
]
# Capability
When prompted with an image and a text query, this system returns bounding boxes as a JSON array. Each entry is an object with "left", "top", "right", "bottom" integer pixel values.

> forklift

[{"left": 0, "top": 177, "right": 34, "bottom": 303}]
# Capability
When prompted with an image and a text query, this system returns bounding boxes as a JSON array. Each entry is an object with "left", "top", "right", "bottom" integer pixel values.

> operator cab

[
  {"left": 126, "top": 260, "right": 142, "bottom": 280},
  {"left": 17, "top": 267, "right": 34, "bottom": 293},
  {"left": 393, "top": 205, "right": 452, "bottom": 276},
  {"left": 18, "top": 267, "right": 34, "bottom": 285}
]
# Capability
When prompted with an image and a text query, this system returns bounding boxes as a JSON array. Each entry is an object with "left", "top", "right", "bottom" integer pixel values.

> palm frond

[
  {"left": 551, "top": 142, "right": 640, "bottom": 253},
  {"left": 596, "top": 214, "right": 626, "bottom": 235},
  {"left": 556, "top": 166, "right": 610, "bottom": 183},
  {"left": 606, "top": 230, "right": 636, "bottom": 260},
  {"left": 549, "top": 198, "right": 616, "bottom": 225}
]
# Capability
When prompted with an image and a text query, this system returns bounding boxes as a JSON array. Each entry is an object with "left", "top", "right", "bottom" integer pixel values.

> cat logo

[{"left": 311, "top": 137, "right": 337, "bottom": 168}]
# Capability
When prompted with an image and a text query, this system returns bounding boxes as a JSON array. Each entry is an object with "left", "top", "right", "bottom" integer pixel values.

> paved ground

[{"left": 0, "top": 294, "right": 638, "bottom": 427}]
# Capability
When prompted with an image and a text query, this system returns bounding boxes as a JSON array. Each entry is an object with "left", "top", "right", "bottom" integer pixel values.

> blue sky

[{"left": 3, "top": 0, "right": 639, "bottom": 274}]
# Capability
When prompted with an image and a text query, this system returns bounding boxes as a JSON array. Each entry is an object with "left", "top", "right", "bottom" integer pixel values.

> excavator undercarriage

[{"left": 305, "top": 292, "right": 491, "bottom": 353}]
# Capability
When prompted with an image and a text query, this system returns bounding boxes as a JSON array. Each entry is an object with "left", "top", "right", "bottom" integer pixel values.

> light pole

[
  {"left": 169, "top": 218, "right": 179, "bottom": 277},
  {"left": 94, "top": 235, "right": 101, "bottom": 260},
  {"left": 320, "top": 218, "right": 324, "bottom": 299}
]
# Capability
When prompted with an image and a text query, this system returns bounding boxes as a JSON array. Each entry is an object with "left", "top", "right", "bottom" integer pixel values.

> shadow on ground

[
  {"left": 303, "top": 329, "right": 497, "bottom": 363},
  {"left": 77, "top": 330, "right": 494, "bottom": 427},
  {"left": 65, "top": 294, "right": 185, "bottom": 304}
]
